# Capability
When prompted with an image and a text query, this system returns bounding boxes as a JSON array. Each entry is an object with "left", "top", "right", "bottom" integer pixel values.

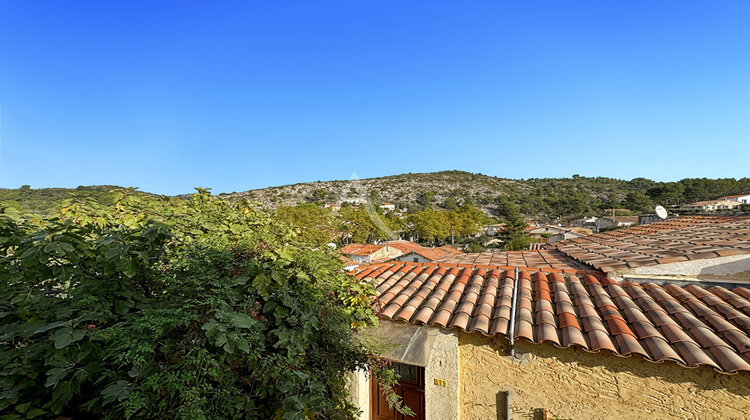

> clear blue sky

[{"left": 2, "top": 1, "right": 749, "bottom": 195}]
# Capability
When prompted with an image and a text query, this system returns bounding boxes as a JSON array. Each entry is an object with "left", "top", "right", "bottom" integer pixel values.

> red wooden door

[{"left": 370, "top": 362, "right": 425, "bottom": 420}]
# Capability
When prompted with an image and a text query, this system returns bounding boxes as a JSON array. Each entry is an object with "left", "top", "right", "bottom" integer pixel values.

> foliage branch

[{"left": 0, "top": 189, "right": 395, "bottom": 419}]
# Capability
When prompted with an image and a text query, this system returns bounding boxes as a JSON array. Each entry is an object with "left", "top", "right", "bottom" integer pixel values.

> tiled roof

[
  {"left": 384, "top": 241, "right": 424, "bottom": 254},
  {"left": 433, "top": 249, "right": 593, "bottom": 271},
  {"left": 341, "top": 241, "right": 463, "bottom": 261},
  {"left": 399, "top": 245, "right": 460, "bottom": 261},
  {"left": 340, "top": 243, "right": 384, "bottom": 256},
  {"left": 358, "top": 262, "right": 750, "bottom": 374},
  {"left": 550, "top": 215, "right": 750, "bottom": 272}
]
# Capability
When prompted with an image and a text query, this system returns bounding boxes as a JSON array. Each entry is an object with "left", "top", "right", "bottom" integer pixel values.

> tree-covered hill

[
  {"left": 0, "top": 185, "right": 148, "bottom": 216},
  {"left": 224, "top": 171, "right": 750, "bottom": 222},
  {"left": 5, "top": 172, "right": 750, "bottom": 221}
]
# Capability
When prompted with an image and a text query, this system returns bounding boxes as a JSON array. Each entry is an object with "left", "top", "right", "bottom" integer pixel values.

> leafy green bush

[{"left": 0, "top": 190, "right": 381, "bottom": 419}]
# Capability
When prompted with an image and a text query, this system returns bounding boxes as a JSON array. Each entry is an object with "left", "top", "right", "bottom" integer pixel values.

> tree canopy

[{"left": 0, "top": 190, "right": 384, "bottom": 419}]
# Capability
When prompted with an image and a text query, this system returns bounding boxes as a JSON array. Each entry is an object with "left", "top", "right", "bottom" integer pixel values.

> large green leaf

[
  {"left": 25, "top": 408, "right": 45, "bottom": 418},
  {"left": 228, "top": 312, "right": 257, "bottom": 329},
  {"left": 45, "top": 367, "right": 70, "bottom": 387},
  {"left": 32, "top": 321, "right": 66, "bottom": 335},
  {"left": 50, "top": 327, "right": 85, "bottom": 349},
  {"left": 101, "top": 380, "right": 131, "bottom": 404}
]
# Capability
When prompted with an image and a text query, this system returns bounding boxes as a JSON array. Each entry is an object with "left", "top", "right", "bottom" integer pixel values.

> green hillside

[
  {"left": 4, "top": 173, "right": 749, "bottom": 221},
  {"left": 0, "top": 185, "right": 143, "bottom": 216},
  {"left": 225, "top": 171, "right": 750, "bottom": 221}
]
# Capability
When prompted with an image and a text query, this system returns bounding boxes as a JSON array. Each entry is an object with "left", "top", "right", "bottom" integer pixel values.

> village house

[
  {"left": 682, "top": 199, "right": 743, "bottom": 212},
  {"left": 596, "top": 215, "right": 639, "bottom": 230},
  {"left": 525, "top": 225, "right": 592, "bottom": 244},
  {"left": 349, "top": 215, "right": 750, "bottom": 419},
  {"left": 485, "top": 223, "right": 505, "bottom": 236},
  {"left": 571, "top": 215, "right": 639, "bottom": 233},
  {"left": 570, "top": 216, "right": 599, "bottom": 230},
  {"left": 547, "top": 229, "right": 581, "bottom": 243},
  {"left": 380, "top": 202, "right": 397, "bottom": 212},
  {"left": 339, "top": 243, "right": 402, "bottom": 264},
  {"left": 394, "top": 245, "right": 462, "bottom": 264},
  {"left": 341, "top": 241, "right": 462, "bottom": 266},
  {"left": 718, "top": 194, "right": 750, "bottom": 205},
  {"left": 525, "top": 224, "right": 567, "bottom": 238},
  {"left": 342, "top": 197, "right": 368, "bottom": 205}
]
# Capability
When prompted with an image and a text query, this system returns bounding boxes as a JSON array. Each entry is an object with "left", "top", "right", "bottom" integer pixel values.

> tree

[
  {"left": 628, "top": 177, "right": 656, "bottom": 191},
  {"left": 647, "top": 182, "right": 685, "bottom": 206},
  {"left": 338, "top": 206, "right": 379, "bottom": 243},
  {"left": 545, "top": 191, "right": 587, "bottom": 219},
  {"left": 449, "top": 205, "right": 492, "bottom": 244},
  {"left": 416, "top": 191, "right": 436, "bottom": 207},
  {"left": 408, "top": 209, "right": 448, "bottom": 245},
  {"left": 493, "top": 195, "right": 517, "bottom": 219},
  {"left": 443, "top": 197, "right": 458, "bottom": 210},
  {"left": 276, "top": 203, "right": 337, "bottom": 246},
  {"left": 311, "top": 188, "right": 327, "bottom": 202},
  {"left": 623, "top": 191, "right": 653, "bottom": 213},
  {"left": 19, "top": 185, "right": 31, "bottom": 198},
  {"left": 495, "top": 197, "right": 531, "bottom": 251},
  {"left": 0, "top": 189, "right": 390, "bottom": 419}
]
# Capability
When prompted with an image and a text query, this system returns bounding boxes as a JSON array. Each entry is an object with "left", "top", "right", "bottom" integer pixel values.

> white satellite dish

[{"left": 655, "top": 205, "right": 668, "bottom": 219}]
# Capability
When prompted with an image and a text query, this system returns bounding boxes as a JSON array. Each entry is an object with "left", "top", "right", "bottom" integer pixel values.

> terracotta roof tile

[
  {"left": 561, "top": 326, "right": 588, "bottom": 348},
  {"left": 642, "top": 336, "right": 683, "bottom": 362},
  {"left": 614, "top": 334, "right": 648, "bottom": 357},
  {"left": 551, "top": 215, "right": 750, "bottom": 271},
  {"left": 433, "top": 249, "right": 594, "bottom": 271},
  {"left": 587, "top": 329, "right": 617, "bottom": 353},
  {"left": 359, "top": 261, "right": 750, "bottom": 374},
  {"left": 490, "top": 317, "right": 510, "bottom": 335}
]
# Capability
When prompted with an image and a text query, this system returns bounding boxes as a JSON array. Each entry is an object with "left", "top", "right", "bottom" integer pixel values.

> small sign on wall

[{"left": 434, "top": 379, "right": 447, "bottom": 387}]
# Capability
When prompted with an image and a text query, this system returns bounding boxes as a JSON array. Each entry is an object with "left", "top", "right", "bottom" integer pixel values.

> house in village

[
  {"left": 340, "top": 243, "right": 403, "bottom": 264},
  {"left": 349, "top": 215, "right": 750, "bottom": 419},
  {"left": 340, "top": 241, "right": 462, "bottom": 266},
  {"left": 525, "top": 224, "right": 593, "bottom": 244},
  {"left": 718, "top": 194, "right": 750, "bottom": 205},
  {"left": 682, "top": 199, "right": 743, "bottom": 212},
  {"left": 525, "top": 224, "right": 567, "bottom": 240},
  {"left": 571, "top": 215, "right": 639, "bottom": 233},
  {"left": 597, "top": 215, "right": 639, "bottom": 229},
  {"left": 380, "top": 202, "right": 397, "bottom": 212},
  {"left": 394, "top": 245, "right": 462, "bottom": 264},
  {"left": 485, "top": 223, "right": 505, "bottom": 236},
  {"left": 570, "top": 216, "right": 599, "bottom": 229},
  {"left": 547, "top": 229, "right": 581, "bottom": 243},
  {"left": 342, "top": 197, "right": 368, "bottom": 205}
]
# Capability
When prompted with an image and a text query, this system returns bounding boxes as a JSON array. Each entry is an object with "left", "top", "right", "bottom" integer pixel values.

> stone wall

[
  {"left": 425, "top": 329, "right": 459, "bottom": 420},
  {"left": 459, "top": 332, "right": 750, "bottom": 419}
]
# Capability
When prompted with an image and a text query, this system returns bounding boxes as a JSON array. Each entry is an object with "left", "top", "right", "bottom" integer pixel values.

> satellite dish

[{"left": 655, "top": 205, "right": 668, "bottom": 219}]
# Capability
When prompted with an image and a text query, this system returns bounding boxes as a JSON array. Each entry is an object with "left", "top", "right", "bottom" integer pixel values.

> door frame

[{"left": 369, "top": 361, "right": 425, "bottom": 420}]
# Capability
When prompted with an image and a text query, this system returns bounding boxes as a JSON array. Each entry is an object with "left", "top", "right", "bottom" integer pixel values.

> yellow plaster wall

[{"left": 459, "top": 332, "right": 750, "bottom": 419}]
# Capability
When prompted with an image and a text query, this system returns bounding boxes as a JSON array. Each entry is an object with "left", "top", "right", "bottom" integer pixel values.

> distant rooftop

[
  {"left": 550, "top": 215, "right": 750, "bottom": 273},
  {"left": 433, "top": 249, "right": 593, "bottom": 272}
]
